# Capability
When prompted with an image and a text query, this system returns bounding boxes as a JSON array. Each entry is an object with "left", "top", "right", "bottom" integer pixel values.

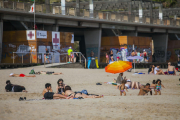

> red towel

[{"left": 19, "top": 74, "right": 26, "bottom": 77}]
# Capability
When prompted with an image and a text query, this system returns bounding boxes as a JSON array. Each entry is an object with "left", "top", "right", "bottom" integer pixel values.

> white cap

[
  {"left": 10, "top": 73, "right": 14, "bottom": 76},
  {"left": 143, "top": 49, "right": 145, "bottom": 52},
  {"left": 69, "top": 47, "right": 71, "bottom": 48}
]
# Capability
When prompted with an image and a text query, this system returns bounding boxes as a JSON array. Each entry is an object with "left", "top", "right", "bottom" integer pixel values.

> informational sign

[
  {"left": 71, "top": 34, "right": 74, "bottom": 43},
  {"left": 26, "top": 30, "right": 35, "bottom": 40},
  {"left": 36, "top": 30, "right": 47, "bottom": 39},
  {"left": 52, "top": 32, "right": 60, "bottom": 50}
]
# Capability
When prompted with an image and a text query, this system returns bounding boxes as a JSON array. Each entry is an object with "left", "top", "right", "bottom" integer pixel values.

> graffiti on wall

[{"left": 154, "top": 47, "right": 166, "bottom": 62}]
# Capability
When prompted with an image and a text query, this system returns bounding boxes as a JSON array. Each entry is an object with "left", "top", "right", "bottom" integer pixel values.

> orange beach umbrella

[{"left": 105, "top": 61, "right": 132, "bottom": 74}]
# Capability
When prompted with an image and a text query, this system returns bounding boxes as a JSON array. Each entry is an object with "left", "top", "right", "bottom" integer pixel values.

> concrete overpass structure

[{"left": 0, "top": 0, "right": 180, "bottom": 63}]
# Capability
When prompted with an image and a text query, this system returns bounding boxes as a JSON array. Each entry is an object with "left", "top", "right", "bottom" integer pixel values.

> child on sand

[
  {"left": 154, "top": 79, "right": 165, "bottom": 95},
  {"left": 117, "top": 80, "right": 128, "bottom": 96}
]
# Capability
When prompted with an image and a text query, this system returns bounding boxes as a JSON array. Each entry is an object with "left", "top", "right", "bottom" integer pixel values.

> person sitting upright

[
  {"left": 167, "top": 62, "right": 176, "bottom": 75},
  {"left": 56, "top": 79, "right": 66, "bottom": 94},
  {"left": 154, "top": 65, "right": 164, "bottom": 75},
  {"left": 42, "top": 83, "right": 70, "bottom": 99},
  {"left": 138, "top": 83, "right": 152, "bottom": 96}
]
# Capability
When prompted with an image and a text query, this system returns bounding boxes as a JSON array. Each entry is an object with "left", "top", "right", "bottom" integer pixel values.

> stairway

[{"left": 48, "top": 63, "right": 85, "bottom": 68}]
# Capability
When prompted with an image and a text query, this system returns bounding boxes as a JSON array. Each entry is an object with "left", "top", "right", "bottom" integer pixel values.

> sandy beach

[{"left": 0, "top": 66, "right": 180, "bottom": 120}]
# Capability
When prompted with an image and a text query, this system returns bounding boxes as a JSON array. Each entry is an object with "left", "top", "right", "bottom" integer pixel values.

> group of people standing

[{"left": 106, "top": 49, "right": 148, "bottom": 64}]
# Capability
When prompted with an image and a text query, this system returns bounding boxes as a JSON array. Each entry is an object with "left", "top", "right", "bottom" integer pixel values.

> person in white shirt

[{"left": 154, "top": 66, "right": 164, "bottom": 75}]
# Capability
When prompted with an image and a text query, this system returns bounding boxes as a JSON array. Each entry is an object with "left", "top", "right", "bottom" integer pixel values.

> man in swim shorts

[
  {"left": 167, "top": 62, "right": 176, "bottom": 75},
  {"left": 5, "top": 80, "right": 28, "bottom": 92},
  {"left": 138, "top": 83, "right": 152, "bottom": 96},
  {"left": 42, "top": 83, "right": 71, "bottom": 99}
]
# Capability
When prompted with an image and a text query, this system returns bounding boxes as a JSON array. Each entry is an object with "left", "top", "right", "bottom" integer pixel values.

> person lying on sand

[
  {"left": 42, "top": 83, "right": 71, "bottom": 99},
  {"left": 56, "top": 79, "right": 66, "bottom": 94},
  {"left": 64, "top": 86, "right": 103, "bottom": 98},
  {"left": 138, "top": 83, "right": 152, "bottom": 96},
  {"left": 5, "top": 80, "right": 28, "bottom": 92},
  {"left": 9, "top": 73, "right": 36, "bottom": 77},
  {"left": 36, "top": 71, "right": 62, "bottom": 75}
]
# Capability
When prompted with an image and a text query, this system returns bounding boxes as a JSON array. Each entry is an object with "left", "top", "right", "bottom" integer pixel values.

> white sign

[
  {"left": 36, "top": 31, "right": 47, "bottom": 39},
  {"left": 26, "top": 30, "right": 35, "bottom": 40},
  {"left": 71, "top": 34, "right": 74, "bottom": 43},
  {"left": 52, "top": 32, "right": 60, "bottom": 50}
]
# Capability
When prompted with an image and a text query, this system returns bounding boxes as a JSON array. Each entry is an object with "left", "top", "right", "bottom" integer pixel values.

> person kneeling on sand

[
  {"left": 138, "top": 83, "right": 152, "bottom": 96},
  {"left": 5, "top": 80, "right": 28, "bottom": 92},
  {"left": 42, "top": 83, "right": 71, "bottom": 99},
  {"left": 9, "top": 73, "right": 36, "bottom": 77},
  {"left": 64, "top": 86, "right": 103, "bottom": 98}
]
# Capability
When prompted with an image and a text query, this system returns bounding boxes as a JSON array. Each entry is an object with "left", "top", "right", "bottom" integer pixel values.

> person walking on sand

[
  {"left": 154, "top": 79, "right": 165, "bottom": 95},
  {"left": 167, "top": 62, "right": 176, "bottom": 75},
  {"left": 117, "top": 80, "right": 128, "bottom": 96}
]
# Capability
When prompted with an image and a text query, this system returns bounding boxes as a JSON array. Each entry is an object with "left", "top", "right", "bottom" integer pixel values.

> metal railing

[
  {"left": 0, "top": 0, "right": 179, "bottom": 27},
  {"left": 12, "top": 52, "right": 86, "bottom": 68}
]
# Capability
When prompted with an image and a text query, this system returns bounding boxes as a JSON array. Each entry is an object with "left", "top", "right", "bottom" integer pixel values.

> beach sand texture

[{"left": 0, "top": 66, "right": 180, "bottom": 120}]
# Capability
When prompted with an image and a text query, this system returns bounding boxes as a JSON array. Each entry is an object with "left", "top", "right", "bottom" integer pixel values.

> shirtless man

[
  {"left": 64, "top": 86, "right": 103, "bottom": 98},
  {"left": 138, "top": 83, "right": 152, "bottom": 96},
  {"left": 42, "top": 83, "right": 70, "bottom": 99},
  {"left": 167, "top": 62, "right": 176, "bottom": 75}
]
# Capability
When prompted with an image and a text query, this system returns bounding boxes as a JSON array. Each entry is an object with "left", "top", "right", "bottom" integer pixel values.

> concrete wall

[
  {"left": 84, "top": 29, "right": 102, "bottom": 62},
  {"left": 152, "top": 33, "right": 168, "bottom": 62},
  {"left": 0, "top": 20, "right": 3, "bottom": 63}
]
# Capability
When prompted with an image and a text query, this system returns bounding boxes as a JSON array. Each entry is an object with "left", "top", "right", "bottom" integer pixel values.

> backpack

[
  {"left": 81, "top": 90, "right": 88, "bottom": 95},
  {"left": 29, "top": 69, "right": 35, "bottom": 74}
]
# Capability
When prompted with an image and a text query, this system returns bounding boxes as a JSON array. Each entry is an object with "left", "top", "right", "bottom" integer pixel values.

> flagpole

[{"left": 34, "top": 0, "right": 35, "bottom": 30}]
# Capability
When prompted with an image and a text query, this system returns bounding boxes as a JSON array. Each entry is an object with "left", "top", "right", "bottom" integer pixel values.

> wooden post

[
  {"left": 66, "top": 55, "right": 67, "bottom": 62},
  {"left": 30, "top": 53, "right": 31, "bottom": 63},
  {"left": 22, "top": 54, "right": 23, "bottom": 64},
  {"left": 52, "top": 54, "right": 53, "bottom": 65},
  {"left": 38, "top": 54, "right": 39, "bottom": 63},
  {"left": 59, "top": 54, "right": 61, "bottom": 64},
  {"left": 13, "top": 52, "right": 14, "bottom": 64},
  {"left": 44, "top": 55, "right": 45, "bottom": 67},
  {"left": 80, "top": 54, "right": 81, "bottom": 63}
]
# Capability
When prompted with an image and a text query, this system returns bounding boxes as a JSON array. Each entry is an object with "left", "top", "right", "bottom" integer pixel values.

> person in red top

[{"left": 143, "top": 50, "right": 147, "bottom": 62}]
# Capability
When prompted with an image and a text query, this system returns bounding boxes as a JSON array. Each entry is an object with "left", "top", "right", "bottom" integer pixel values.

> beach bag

[
  {"left": 81, "top": 90, "right": 88, "bottom": 95},
  {"left": 29, "top": 69, "right": 35, "bottom": 74}
]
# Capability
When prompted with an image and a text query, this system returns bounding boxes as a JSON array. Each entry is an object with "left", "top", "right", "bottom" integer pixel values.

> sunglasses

[{"left": 59, "top": 83, "right": 63, "bottom": 84}]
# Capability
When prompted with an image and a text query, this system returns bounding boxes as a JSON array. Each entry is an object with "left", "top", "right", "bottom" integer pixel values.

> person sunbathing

[
  {"left": 138, "top": 83, "right": 152, "bottom": 96},
  {"left": 36, "top": 71, "right": 62, "bottom": 75},
  {"left": 167, "top": 62, "right": 176, "bottom": 75},
  {"left": 5, "top": 80, "right": 28, "bottom": 92},
  {"left": 64, "top": 86, "right": 103, "bottom": 98},
  {"left": 9, "top": 73, "right": 35, "bottom": 77},
  {"left": 42, "top": 83, "right": 71, "bottom": 99}
]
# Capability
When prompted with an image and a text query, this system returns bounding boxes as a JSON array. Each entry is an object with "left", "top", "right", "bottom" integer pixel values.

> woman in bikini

[
  {"left": 56, "top": 79, "right": 66, "bottom": 94},
  {"left": 64, "top": 86, "right": 103, "bottom": 98}
]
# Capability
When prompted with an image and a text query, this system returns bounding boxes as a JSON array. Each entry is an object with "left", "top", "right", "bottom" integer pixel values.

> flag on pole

[{"left": 29, "top": 3, "right": 34, "bottom": 12}]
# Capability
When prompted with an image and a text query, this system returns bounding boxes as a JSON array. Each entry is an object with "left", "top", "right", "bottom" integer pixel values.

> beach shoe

[
  {"left": 96, "top": 83, "right": 102, "bottom": 85},
  {"left": 19, "top": 97, "right": 24, "bottom": 101}
]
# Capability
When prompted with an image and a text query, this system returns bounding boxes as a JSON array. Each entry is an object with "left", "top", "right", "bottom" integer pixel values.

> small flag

[{"left": 29, "top": 3, "right": 34, "bottom": 12}]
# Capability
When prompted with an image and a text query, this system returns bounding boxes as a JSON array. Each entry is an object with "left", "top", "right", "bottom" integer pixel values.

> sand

[{"left": 0, "top": 66, "right": 180, "bottom": 120}]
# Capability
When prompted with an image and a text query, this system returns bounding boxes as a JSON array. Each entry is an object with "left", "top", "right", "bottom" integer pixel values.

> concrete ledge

[
  {"left": 137, "top": 27, "right": 151, "bottom": 32},
  {"left": 168, "top": 29, "right": 180, "bottom": 34},
  {"left": 80, "top": 22, "right": 99, "bottom": 28},
  {"left": 153, "top": 28, "right": 166, "bottom": 33},
  {"left": 57, "top": 20, "right": 78, "bottom": 26},
  {"left": 101, "top": 24, "right": 135, "bottom": 30}
]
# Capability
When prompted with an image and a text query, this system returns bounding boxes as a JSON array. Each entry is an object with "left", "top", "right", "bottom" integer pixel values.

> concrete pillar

[
  {"left": 45, "top": 0, "right": 50, "bottom": 13},
  {"left": 76, "top": 0, "right": 80, "bottom": 16},
  {"left": 84, "top": 28, "right": 102, "bottom": 62},
  {"left": 128, "top": 0, "right": 132, "bottom": 22},
  {"left": 139, "top": 1, "right": 143, "bottom": 23},
  {"left": 0, "top": 19, "right": 3, "bottom": 63},
  {"left": 152, "top": 33, "right": 168, "bottom": 62},
  {"left": 159, "top": 4, "right": 163, "bottom": 24},
  {"left": 61, "top": 0, "right": 66, "bottom": 15},
  {"left": 89, "top": 0, "right": 94, "bottom": 18}
]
